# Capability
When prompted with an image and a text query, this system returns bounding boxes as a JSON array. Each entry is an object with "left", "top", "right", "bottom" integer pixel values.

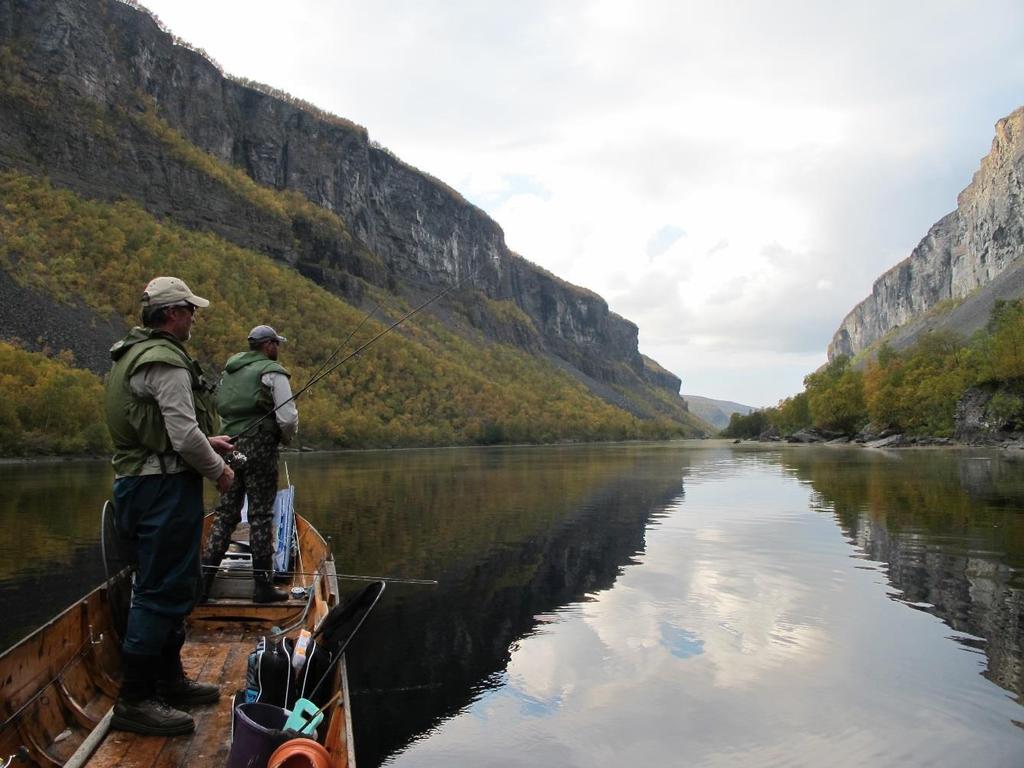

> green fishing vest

[
  {"left": 216, "top": 350, "right": 290, "bottom": 438},
  {"left": 105, "top": 328, "right": 220, "bottom": 476}
]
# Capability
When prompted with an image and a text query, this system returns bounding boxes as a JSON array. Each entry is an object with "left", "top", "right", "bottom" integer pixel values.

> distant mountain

[
  {"left": 0, "top": 0, "right": 713, "bottom": 448},
  {"left": 682, "top": 395, "right": 755, "bottom": 431},
  {"left": 829, "top": 106, "right": 1024, "bottom": 361}
]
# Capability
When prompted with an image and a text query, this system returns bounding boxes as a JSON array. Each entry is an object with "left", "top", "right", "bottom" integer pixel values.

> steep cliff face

[
  {"left": 0, "top": 0, "right": 671, "bottom": 399},
  {"left": 830, "top": 107, "right": 1024, "bottom": 359}
]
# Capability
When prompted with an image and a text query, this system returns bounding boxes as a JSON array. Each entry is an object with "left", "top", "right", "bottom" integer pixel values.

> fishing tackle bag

[
  {"left": 243, "top": 634, "right": 333, "bottom": 708},
  {"left": 244, "top": 636, "right": 292, "bottom": 707}
]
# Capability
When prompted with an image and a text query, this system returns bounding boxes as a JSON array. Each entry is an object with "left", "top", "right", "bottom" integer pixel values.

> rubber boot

[
  {"left": 253, "top": 557, "right": 288, "bottom": 603},
  {"left": 253, "top": 572, "right": 289, "bottom": 603},
  {"left": 112, "top": 652, "right": 194, "bottom": 736},
  {"left": 155, "top": 625, "right": 220, "bottom": 706}
]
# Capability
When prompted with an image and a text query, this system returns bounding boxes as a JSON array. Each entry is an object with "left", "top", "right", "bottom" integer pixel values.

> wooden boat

[{"left": 0, "top": 513, "right": 357, "bottom": 768}]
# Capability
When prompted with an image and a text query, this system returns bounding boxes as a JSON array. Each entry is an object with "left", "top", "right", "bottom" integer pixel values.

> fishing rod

[
  {"left": 232, "top": 263, "right": 482, "bottom": 441},
  {"left": 298, "top": 267, "right": 480, "bottom": 396},
  {"left": 199, "top": 563, "right": 437, "bottom": 585},
  {"left": 334, "top": 572, "right": 437, "bottom": 586},
  {"left": 300, "top": 300, "right": 380, "bottom": 390}
]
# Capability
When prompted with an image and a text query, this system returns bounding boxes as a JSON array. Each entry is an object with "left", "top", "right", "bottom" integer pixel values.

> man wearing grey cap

[
  {"left": 201, "top": 324, "right": 299, "bottom": 603},
  {"left": 105, "top": 276, "right": 236, "bottom": 736}
]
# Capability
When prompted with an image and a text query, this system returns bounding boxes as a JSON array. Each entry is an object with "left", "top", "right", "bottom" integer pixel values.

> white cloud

[{"left": 141, "top": 0, "right": 1024, "bottom": 406}]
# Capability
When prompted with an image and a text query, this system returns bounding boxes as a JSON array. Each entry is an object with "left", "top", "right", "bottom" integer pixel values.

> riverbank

[
  {"left": 0, "top": 437, "right": 721, "bottom": 464},
  {"left": 734, "top": 430, "right": 1024, "bottom": 450}
]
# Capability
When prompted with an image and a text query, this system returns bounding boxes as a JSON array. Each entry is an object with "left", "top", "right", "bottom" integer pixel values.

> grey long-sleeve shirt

[
  {"left": 128, "top": 363, "right": 226, "bottom": 481},
  {"left": 262, "top": 371, "right": 299, "bottom": 445}
]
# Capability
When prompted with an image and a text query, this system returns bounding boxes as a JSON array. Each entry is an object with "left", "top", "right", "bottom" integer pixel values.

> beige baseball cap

[{"left": 141, "top": 276, "right": 210, "bottom": 308}]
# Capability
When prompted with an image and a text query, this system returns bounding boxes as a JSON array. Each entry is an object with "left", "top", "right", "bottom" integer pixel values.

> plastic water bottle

[{"left": 292, "top": 629, "right": 312, "bottom": 672}]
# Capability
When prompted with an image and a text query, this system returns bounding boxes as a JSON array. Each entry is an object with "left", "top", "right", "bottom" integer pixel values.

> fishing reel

[{"left": 225, "top": 450, "right": 248, "bottom": 469}]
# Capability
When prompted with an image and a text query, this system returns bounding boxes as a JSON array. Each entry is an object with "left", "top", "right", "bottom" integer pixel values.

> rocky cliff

[
  {"left": 829, "top": 107, "right": 1024, "bottom": 360},
  {"left": 0, "top": 0, "right": 683, "bottom": 405}
]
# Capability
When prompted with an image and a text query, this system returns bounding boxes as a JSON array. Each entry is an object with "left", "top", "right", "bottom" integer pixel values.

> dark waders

[{"left": 111, "top": 470, "right": 218, "bottom": 735}]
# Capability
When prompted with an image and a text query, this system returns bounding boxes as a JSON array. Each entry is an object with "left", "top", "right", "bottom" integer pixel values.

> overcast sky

[{"left": 140, "top": 0, "right": 1024, "bottom": 407}]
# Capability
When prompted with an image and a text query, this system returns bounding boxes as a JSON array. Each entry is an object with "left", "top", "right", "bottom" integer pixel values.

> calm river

[{"left": 3, "top": 443, "right": 1024, "bottom": 766}]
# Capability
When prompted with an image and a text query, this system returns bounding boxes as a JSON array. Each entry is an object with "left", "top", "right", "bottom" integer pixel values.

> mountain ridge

[
  {"left": 0, "top": 0, "right": 673, "bottom": 396},
  {"left": 0, "top": 0, "right": 712, "bottom": 442}
]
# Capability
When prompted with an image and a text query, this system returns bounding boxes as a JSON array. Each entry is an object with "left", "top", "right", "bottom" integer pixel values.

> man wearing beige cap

[
  {"left": 201, "top": 324, "right": 299, "bottom": 603},
  {"left": 105, "top": 276, "right": 236, "bottom": 736}
]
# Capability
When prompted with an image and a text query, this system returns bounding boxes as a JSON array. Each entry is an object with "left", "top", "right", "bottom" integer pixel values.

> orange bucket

[{"left": 268, "top": 737, "right": 333, "bottom": 768}]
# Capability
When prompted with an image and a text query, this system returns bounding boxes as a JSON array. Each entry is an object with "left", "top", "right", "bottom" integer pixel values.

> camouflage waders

[{"left": 202, "top": 429, "right": 280, "bottom": 572}]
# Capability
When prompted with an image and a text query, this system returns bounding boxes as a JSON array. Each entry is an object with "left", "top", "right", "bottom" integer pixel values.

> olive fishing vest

[
  {"left": 216, "top": 350, "right": 290, "bottom": 438},
  {"left": 105, "top": 329, "right": 220, "bottom": 476}
]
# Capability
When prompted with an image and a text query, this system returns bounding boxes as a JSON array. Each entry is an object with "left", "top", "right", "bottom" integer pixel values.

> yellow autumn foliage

[{"left": 0, "top": 172, "right": 703, "bottom": 455}]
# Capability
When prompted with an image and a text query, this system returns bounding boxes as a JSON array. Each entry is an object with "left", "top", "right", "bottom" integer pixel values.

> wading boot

[
  {"left": 111, "top": 652, "right": 194, "bottom": 736},
  {"left": 253, "top": 572, "right": 289, "bottom": 603},
  {"left": 251, "top": 561, "right": 288, "bottom": 606},
  {"left": 253, "top": 559, "right": 289, "bottom": 603},
  {"left": 155, "top": 626, "right": 220, "bottom": 706}
]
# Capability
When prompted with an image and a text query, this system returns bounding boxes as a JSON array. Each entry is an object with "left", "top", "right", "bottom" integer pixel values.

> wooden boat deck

[{"left": 88, "top": 619, "right": 352, "bottom": 768}]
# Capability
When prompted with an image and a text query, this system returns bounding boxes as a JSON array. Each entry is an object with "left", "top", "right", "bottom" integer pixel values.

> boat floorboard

[{"left": 90, "top": 628, "right": 256, "bottom": 768}]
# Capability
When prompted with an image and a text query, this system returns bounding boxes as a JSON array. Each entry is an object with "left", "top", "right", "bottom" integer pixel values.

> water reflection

[
  {"left": 3, "top": 445, "right": 1024, "bottom": 767},
  {"left": 366, "top": 446, "right": 1024, "bottom": 768},
  {"left": 778, "top": 447, "right": 1024, "bottom": 704},
  {"left": 284, "top": 445, "right": 692, "bottom": 766}
]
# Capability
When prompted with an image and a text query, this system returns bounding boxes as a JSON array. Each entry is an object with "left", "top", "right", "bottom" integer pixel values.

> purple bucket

[{"left": 226, "top": 702, "right": 293, "bottom": 768}]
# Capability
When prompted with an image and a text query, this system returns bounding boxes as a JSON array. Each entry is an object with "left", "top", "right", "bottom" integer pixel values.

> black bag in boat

[
  {"left": 244, "top": 634, "right": 333, "bottom": 708},
  {"left": 242, "top": 582, "right": 386, "bottom": 707},
  {"left": 244, "top": 636, "right": 293, "bottom": 706}
]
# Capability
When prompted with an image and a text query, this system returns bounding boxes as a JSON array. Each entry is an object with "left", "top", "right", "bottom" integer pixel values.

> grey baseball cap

[
  {"left": 248, "top": 325, "right": 288, "bottom": 343},
  {"left": 141, "top": 276, "right": 210, "bottom": 308}
]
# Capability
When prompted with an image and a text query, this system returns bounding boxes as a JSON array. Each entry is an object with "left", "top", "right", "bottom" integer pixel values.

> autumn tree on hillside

[
  {"left": 771, "top": 392, "right": 811, "bottom": 434},
  {"left": 804, "top": 355, "right": 867, "bottom": 433}
]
